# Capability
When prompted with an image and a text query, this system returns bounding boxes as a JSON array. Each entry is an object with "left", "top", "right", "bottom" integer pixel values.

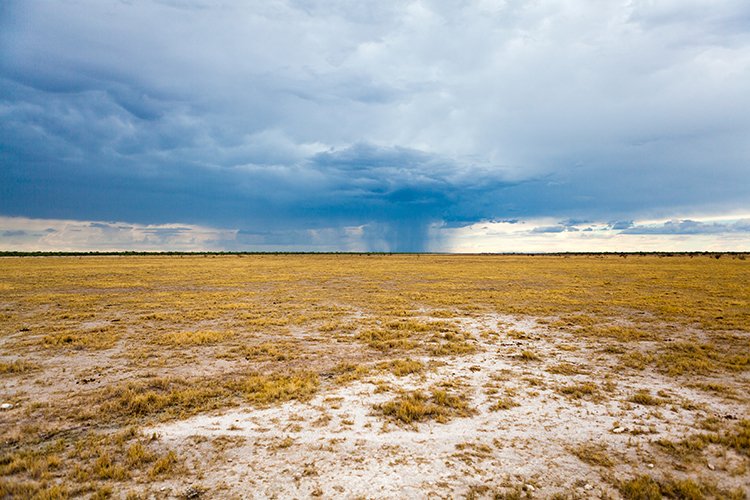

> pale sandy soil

[{"left": 144, "top": 315, "right": 750, "bottom": 499}]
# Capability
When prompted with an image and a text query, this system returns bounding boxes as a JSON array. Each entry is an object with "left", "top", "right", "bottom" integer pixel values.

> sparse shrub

[
  {"left": 570, "top": 442, "right": 614, "bottom": 467},
  {"left": 243, "top": 371, "right": 318, "bottom": 405},
  {"left": 385, "top": 358, "right": 424, "bottom": 376},
  {"left": 557, "top": 382, "right": 599, "bottom": 400},
  {"left": 628, "top": 389, "right": 661, "bottom": 406},
  {"left": 103, "top": 379, "right": 229, "bottom": 420},
  {"left": 619, "top": 475, "right": 744, "bottom": 500},
  {"left": 0, "top": 360, "right": 37, "bottom": 374},
  {"left": 42, "top": 325, "right": 120, "bottom": 350},
  {"left": 125, "top": 442, "right": 155, "bottom": 467},
  {"left": 148, "top": 451, "right": 178, "bottom": 478},
  {"left": 518, "top": 350, "right": 540, "bottom": 361},
  {"left": 230, "top": 341, "right": 299, "bottom": 361},
  {"left": 620, "top": 351, "right": 653, "bottom": 370},
  {"left": 546, "top": 362, "right": 585, "bottom": 375},
  {"left": 489, "top": 397, "right": 518, "bottom": 411},
  {"left": 357, "top": 327, "right": 416, "bottom": 351},
  {"left": 618, "top": 475, "right": 661, "bottom": 499},
  {"left": 376, "top": 388, "right": 472, "bottom": 425},
  {"left": 656, "top": 341, "right": 716, "bottom": 376},
  {"left": 93, "top": 452, "right": 129, "bottom": 480},
  {"left": 156, "top": 330, "right": 230, "bottom": 346},
  {"left": 332, "top": 362, "right": 371, "bottom": 383},
  {"left": 583, "top": 325, "right": 655, "bottom": 342}
]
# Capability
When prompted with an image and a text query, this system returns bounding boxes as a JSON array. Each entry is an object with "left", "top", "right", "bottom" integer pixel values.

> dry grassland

[{"left": 0, "top": 254, "right": 748, "bottom": 498}]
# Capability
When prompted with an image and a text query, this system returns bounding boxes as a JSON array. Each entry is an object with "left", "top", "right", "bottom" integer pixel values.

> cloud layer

[
  {"left": 2, "top": 1, "right": 749, "bottom": 251},
  {"left": 3, "top": 215, "right": 749, "bottom": 253}
]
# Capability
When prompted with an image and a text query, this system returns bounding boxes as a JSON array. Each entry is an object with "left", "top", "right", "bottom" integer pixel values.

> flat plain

[{"left": 0, "top": 254, "right": 748, "bottom": 499}]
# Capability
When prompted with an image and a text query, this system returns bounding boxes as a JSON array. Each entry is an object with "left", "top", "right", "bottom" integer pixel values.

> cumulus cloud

[
  {"left": 440, "top": 216, "right": 750, "bottom": 253},
  {"left": 0, "top": 216, "right": 236, "bottom": 252},
  {"left": 1, "top": 0, "right": 749, "bottom": 251}
]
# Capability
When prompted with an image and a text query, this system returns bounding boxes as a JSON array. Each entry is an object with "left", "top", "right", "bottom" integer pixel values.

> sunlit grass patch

[
  {"left": 98, "top": 377, "right": 232, "bottom": 421},
  {"left": 381, "top": 358, "right": 425, "bottom": 376},
  {"left": 226, "top": 340, "right": 300, "bottom": 361},
  {"left": 0, "top": 481, "right": 69, "bottom": 499},
  {"left": 689, "top": 381, "right": 737, "bottom": 398},
  {"left": 125, "top": 442, "right": 156, "bottom": 468},
  {"left": 155, "top": 329, "right": 232, "bottom": 346},
  {"left": 0, "top": 446, "right": 63, "bottom": 480},
  {"left": 546, "top": 362, "right": 586, "bottom": 375},
  {"left": 653, "top": 341, "right": 740, "bottom": 376},
  {"left": 357, "top": 327, "right": 417, "bottom": 351},
  {"left": 240, "top": 313, "right": 291, "bottom": 328},
  {"left": 517, "top": 349, "right": 541, "bottom": 361},
  {"left": 628, "top": 389, "right": 663, "bottom": 406},
  {"left": 0, "top": 427, "right": 174, "bottom": 497},
  {"left": 552, "top": 314, "right": 599, "bottom": 329},
  {"left": 428, "top": 328, "right": 476, "bottom": 356},
  {"left": 570, "top": 442, "right": 614, "bottom": 467},
  {"left": 618, "top": 475, "right": 745, "bottom": 500},
  {"left": 242, "top": 371, "right": 319, "bottom": 405},
  {"left": 0, "top": 359, "right": 38, "bottom": 374},
  {"left": 42, "top": 325, "right": 120, "bottom": 350},
  {"left": 453, "top": 441, "right": 493, "bottom": 466},
  {"left": 376, "top": 388, "right": 473, "bottom": 425},
  {"left": 488, "top": 396, "right": 518, "bottom": 411},
  {"left": 656, "top": 341, "right": 714, "bottom": 376},
  {"left": 148, "top": 450, "right": 179, "bottom": 479},
  {"left": 619, "top": 350, "right": 654, "bottom": 370},
  {"left": 92, "top": 451, "right": 130, "bottom": 480},
  {"left": 556, "top": 381, "right": 600, "bottom": 401},
  {"left": 331, "top": 362, "right": 371, "bottom": 383},
  {"left": 654, "top": 419, "right": 750, "bottom": 463},
  {"left": 581, "top": 324, "right": 656, "bottom": 342}
]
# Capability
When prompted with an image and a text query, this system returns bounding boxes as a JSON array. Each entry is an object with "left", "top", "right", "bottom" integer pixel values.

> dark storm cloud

[{"left": 2, "top": 0, "right": 750, "bottom": 251}]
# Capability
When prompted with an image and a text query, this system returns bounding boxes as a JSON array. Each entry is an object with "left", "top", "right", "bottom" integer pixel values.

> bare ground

[{"left": 143, "top": 315, "right": 750, "bottom": 499}]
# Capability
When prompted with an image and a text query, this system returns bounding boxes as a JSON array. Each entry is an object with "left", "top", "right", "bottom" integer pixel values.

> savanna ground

[{"left": 1, "top": 254, "right": 749, "bottom": 499}]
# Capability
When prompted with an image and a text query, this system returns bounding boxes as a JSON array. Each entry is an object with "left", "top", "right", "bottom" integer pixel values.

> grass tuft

[
  {"left": 628, "top": 389, "right": 662, "bottom": 406},
  {"left": 384, "top": 358, "right": 425, "bottom": 376},
  {"left": 243, "top": 371, "right": 319, "bottom": 405},
  {"left": 557, "top": 382, "right": 599, "bottom": 400},
  {"left": 570, "top": 442, "right": 614, "bottom": 467},
  {"left": 0, "top": 360, "right": 38, "bottom": 374},
  {"left": 376, "top": 388, "right": 473, "bottom": 425}
]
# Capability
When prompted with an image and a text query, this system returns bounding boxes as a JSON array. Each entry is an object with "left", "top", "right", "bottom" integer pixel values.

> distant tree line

[{"left": 0, "top": 251, "right": 746, "bottom": 258}]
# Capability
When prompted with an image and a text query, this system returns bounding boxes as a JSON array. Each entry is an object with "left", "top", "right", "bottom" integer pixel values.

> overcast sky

[{"left": 1, "top": 0, "right": 749, "bottom": 251}]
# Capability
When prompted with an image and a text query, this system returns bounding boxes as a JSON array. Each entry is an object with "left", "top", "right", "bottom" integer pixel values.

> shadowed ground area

[{"left": 1, "top": 254, "right": 748, "bottom": 498}]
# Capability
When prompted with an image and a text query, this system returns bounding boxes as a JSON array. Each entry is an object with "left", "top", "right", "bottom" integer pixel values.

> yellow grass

[{"left": 0, "top": 254, "right": 748, "bottom": 495}]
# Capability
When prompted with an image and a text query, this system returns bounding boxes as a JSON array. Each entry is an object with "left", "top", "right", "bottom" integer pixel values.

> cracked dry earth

[{"left": 146, "top": 315, "right": 750, "bottom": 499}]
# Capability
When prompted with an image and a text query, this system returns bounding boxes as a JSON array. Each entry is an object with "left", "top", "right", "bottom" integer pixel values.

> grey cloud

[
  {"left": 1, "top": 0, "right": 749, "bottom": 251},
  {"left": 622, "top": 219, "right": 750, "bottom": 235},
  {"left": 531, "top": 226, "right": 566, "bottom": 234},
  {"left": 610, "top": 221, "right": 634, "bottom": 230},
  {"left": 2, "top": 229, "right": 27, "bottom": 237}
]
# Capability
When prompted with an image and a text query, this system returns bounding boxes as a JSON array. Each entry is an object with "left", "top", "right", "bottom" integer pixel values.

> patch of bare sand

[{"left": 147, "top": 315, "right": 750, "bottom": 498}]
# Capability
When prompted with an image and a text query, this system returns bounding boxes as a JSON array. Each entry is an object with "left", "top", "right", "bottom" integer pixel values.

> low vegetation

[
  {"left": 618, "top": 475, "right": 745, "bottom": 500},
  {"left": 376, "top": 388, "right": 473, "bottom": 425},
  {"left": 0, "top": 254, "right": 748, "bottom": 495},
  {"left": 570, "top": 442, "right": 614, "bottom": 467}
]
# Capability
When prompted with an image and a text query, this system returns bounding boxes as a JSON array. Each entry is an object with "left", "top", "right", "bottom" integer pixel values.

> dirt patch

[{"left": 146, "top": 315, "right": 750, "bottom": 498}]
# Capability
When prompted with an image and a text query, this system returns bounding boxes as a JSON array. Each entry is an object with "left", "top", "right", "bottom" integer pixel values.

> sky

[{"left": 1, "top": 0, "right": 749, "bottom": 252}]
